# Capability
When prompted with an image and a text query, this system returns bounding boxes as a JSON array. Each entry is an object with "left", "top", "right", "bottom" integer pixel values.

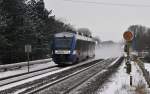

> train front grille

[{"left": 54, "top": 54, "right": 70, "bottom": 62}]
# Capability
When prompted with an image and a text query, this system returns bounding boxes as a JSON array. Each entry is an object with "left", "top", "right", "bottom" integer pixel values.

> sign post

[
  {"left": 25, "top": 44, "right": 32, "bottom": 72},
  {"left": 123, "top": 31, "right": 133, "bottom": 86}
]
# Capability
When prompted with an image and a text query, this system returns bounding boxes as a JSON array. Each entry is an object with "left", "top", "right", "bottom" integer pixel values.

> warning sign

[
  {"left": 25, "top": 44, "right": 32, "bottom": 53},
  {"left": 123, "top": 31, "right": 133, "bottom": 41}
]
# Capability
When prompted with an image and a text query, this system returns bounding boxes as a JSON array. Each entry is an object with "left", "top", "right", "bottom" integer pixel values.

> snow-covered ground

[
  {"left": 0, "top": 66, "right": 72, "bottom": 91},
  {"left": 95, "top": 44, "right": 123, "bottom": 59},
  {"left": 144, "top": 63, "right": 150, "bottom": 72},
  {"left": 97, "top": 61, "right": 150, "bottom": 94},
  {"left": 0, "top": 61, "right": 56, "bottom": 78}
]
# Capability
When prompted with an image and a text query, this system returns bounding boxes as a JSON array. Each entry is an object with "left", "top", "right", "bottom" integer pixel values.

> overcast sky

[{"left": 44, "top": 0, "right": 150, "bottom": 42}]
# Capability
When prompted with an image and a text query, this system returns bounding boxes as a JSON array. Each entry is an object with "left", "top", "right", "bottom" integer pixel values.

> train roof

[{"left": 54, "top": 32, "right": 95, "bottom": 42}]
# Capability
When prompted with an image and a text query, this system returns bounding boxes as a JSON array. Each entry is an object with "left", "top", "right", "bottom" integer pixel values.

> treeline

[
  {"left": 128, "top": 25, "right": 150, "bottom": 61},
  {"left": 128, "top": 25, "right": 150, "bottom": 51},
  {"left": 0, "top": 0, "right": 75, "bottom": 64}
]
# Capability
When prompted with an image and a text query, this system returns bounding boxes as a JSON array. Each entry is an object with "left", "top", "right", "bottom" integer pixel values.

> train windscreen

[{"left": 54, "top": 37, "right": 72, "bottom": 49}]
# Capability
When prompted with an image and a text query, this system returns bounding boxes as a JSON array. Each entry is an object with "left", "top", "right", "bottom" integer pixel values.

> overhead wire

[{"left": 63, "top": 0, "right": 150, "bottom": 8}]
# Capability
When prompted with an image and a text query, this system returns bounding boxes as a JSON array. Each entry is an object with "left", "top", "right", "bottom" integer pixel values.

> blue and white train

[{"left": 51, "top": 32, "right": 95, "bottom": 65}]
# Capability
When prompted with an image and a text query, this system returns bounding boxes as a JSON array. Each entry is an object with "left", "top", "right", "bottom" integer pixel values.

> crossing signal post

[{"left": 123, "top": 31, "right": 133, "bottom": 86}]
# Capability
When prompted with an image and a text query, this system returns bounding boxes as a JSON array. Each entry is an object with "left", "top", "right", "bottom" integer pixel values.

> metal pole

[
  {"left": 27, "top": 51, "right": 30, "bottom": 72},
  {"left": 130, "top": 75, "right": 132, "bottom": 86},
  {"left": 126, "top": 42, "right": 130, "bottom": 64},
  {"left": 127, "top": 42, "right": 132, "bottom": 86}
]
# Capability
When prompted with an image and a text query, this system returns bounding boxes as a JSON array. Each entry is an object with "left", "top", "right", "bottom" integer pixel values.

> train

[{"left": 51, "top": 31, "right": 95, "bottom": 65}]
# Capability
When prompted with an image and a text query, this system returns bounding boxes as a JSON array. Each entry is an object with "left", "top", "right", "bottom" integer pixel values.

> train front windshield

[{"left": 54, "top": 37, "right": 72, "bottom": 49}]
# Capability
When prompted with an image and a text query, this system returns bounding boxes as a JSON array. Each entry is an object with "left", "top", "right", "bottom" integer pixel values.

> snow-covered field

[
  {"left": 97, "top": 61, "right": 150, "bottom": 94},
  {"left": 0, "top": 61, "right": 56, "bottom": 78}
]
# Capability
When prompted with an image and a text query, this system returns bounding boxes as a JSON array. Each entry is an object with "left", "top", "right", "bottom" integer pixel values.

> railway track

[
  {"left": 32, "top": 58, "right": 118, "bottom": 94},
  {"left": 0, "top": 58, "right": 103, "bottom": 94},
  {"left": 0, "top": 58, "right": 101, "bottom": 88},
  {"left": 0, "top": 65, "right": 58, "bottom": 87},
  {"left": 22, "top": 59, "right": 110, "bottom": 94},
  {"left": 0, "top": 57, "right": 124, "bottom": 94},
  {"left": 17, "top": 58, "right": 120, "bottom": 94}
]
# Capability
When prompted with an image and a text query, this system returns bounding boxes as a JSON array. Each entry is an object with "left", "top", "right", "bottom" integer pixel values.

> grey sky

[{"left": 44, "top": 0, "right": 150, "bottom": 42}]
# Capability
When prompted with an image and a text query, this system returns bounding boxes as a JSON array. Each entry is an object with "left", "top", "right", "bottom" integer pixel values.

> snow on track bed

[
  {"left": 20, "top": 58, "right": 120, "bottom": 94},
  {"left": 0, "top": 61, "right": 56, "bottom": 79},
  {"left": 68, "top": 57, "right": 124, "bottom": 94},
  {"left": 0, "top": 58, "right": 103, "bottom": 94},
  {"left": 97, "top": 60, "right": 150, "bottom": 94},
  {"left": 0, "top": 65, "right": 58, "bottom": 87},
  {"left": 144, "top": 63, "right": 150, "bottom": 72}
]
